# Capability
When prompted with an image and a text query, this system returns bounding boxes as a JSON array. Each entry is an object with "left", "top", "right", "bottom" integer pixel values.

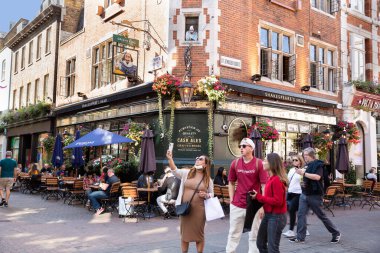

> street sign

[{"left": 113, "top": 34, "right": 139, "bottom": 48}]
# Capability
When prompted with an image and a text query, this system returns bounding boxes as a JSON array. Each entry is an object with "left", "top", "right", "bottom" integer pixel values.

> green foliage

[
  {"left": 353, "top": 80, "right": 380, "bottom": 94},
  {"left": 0, "top": 123, "right": 5, "bottom": 134},
  {"left": 63, "top": 135, "right": 76, "bottom": 169},
  {"left": 345, "top": 161, "right": 356, "bottom": 184},
  {"left": 42, "top": 136, "right": 55, "bottom": 153},
  {"left": 0, "top": 101, "right": 51, "bottom": 125}
]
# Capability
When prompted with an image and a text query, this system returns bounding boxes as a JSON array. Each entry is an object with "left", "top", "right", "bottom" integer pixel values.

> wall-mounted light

[
  {"left": 251, "top": 74, "right": 261, "bottom": 82},
  {"left": 301, "top": 85, "right": 311, "bottom": 92},
  {"left": 77, "top": 92, "right": 88, "bottom": 100},
  {"left": 178, "top": 77, "right": 194, "bottom": 104}
]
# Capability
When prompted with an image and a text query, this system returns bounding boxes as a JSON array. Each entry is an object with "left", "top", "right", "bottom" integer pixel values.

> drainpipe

[{"left": 52, "top": 15, "right": 61, "bottom": 136}]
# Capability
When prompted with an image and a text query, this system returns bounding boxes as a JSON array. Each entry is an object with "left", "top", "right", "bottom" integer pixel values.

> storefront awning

[{"left": 221, "top": 78, "right": 339, "bottom": 108}]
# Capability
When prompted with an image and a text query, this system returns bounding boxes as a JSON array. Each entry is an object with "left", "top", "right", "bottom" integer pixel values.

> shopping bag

[
  {"left": 119, "top": 196, "right": 133, "bottom": 216},
  {"left": 204, "top": 197, "right": 225, "bottom": 221}
]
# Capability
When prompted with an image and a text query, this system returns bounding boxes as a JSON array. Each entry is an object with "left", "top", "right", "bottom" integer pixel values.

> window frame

[
  {"left": 19, "top": 86, "right": 24, "bottom": 108},
  {"left": 14, "top": 51, "right": 19, "bottom": 73},
  {"left": 45, "top": 27, "right": 52, "bottom": 54},
  {"left": 350, "top": 34, "right": 365, "bottom": 81},
  {"left": 34, "top": 78, "right": 40, "bottom": 104},
  {"left": 65, "top": 57, "right": 76, "bottom": 97},
  {"left": 36, "top": 34, "right": 42, "bottom": 60},
  {"left": 26, "top": 82, "right": 31, "bottom": 106},
  {"left": 21, "top": 47, "right": 25, "bottom": 70},
  {"left": 12, "top": 89, "right": 17, "bottom": 109},
  {"left": 351, "top": 0, "right": 365, "bottom": 14},
  {"left": 43, "top": 74, "right": 49, "bottom": 100},
  {"left": 28, "top": 40, "right": 34, "bottom": 65}
]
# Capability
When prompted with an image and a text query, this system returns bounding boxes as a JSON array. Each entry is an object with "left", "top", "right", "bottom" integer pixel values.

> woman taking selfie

[
  {"left": 250, "top": 153, "right": 288, "bottom": 253},
  {"left": 166, "top": 150, "right": 214, "bottom": 253}
]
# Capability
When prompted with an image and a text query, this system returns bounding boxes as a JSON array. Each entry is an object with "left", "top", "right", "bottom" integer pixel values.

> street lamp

[{"left": 178, "top": 76, "right": 194, "bottom": 104}]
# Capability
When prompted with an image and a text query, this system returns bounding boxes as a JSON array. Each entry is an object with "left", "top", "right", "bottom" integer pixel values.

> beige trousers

[{"left": 226, "top": 204, "right": 262, "bottom": 253}]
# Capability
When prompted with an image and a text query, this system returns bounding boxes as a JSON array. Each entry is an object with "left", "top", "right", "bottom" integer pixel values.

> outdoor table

[{"left": 138, "top": 187, "right": 158, "bottom": 218}]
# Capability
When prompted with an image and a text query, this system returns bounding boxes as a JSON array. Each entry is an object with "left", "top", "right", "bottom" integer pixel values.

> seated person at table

[
  {"left": 83, "top": 173, "right": 95, "bottom": 207},
  {"left": 99, "top": 167, "right": 109, "bottom": 183},
  {"left": 366, "top": 167, "right": 377, "bottom": 192},
  {"left": 54, "top": 164, "right": 67, "bottom": 177},
  {"left": 29, "top": 164, "right": 40, "bottom": 176},
  {"left": 213, "top": 167, "right": 228, "bottom": 186},
  {"left": 137, "top": 171, "right": 154, "bottom": 199},
  {"left": 41, "top": 163, "right": 52, "bottom": 174},
  {"left": 156, "top": 167, "right": 180, "bottom": 218},
  {"left": 29, "top": 164, "right": 41, "bottom": 191},
  {"left": 88, "top": 168, "right": 119, "bottom": 215}
]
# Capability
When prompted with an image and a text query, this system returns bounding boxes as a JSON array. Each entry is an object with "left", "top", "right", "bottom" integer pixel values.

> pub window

[
  {"left": 311, "top": 0, "right": 340, "bottom": 14},
  {"left": 260, "top": 27, "right": 296, "bottom": 83},
  {"left": 65, "top": 58, "right": 76, "bottom": 97},
  {"left": 34, "top": 78, "right": 40, "bottom": 104},
  {"left": 351, "top": 34, "right": 365, "bottom": 81},
  {"left": 36, "top": 34, "right": 42, "bottom": 59},
  {"left": 310, "top": 44, "right": 337, "bottom": 92},
  {"left": 21, "top": 47, "right": 25, "bottom": 69},
  {"left": 14, "top": 51, "right": 19, "bottom": 73},
  {"left": 28, "top": 40, "right": 34, "bottom": 65},
  {"left": 185, "top": 16, "right": 199, "bottom": 41}
]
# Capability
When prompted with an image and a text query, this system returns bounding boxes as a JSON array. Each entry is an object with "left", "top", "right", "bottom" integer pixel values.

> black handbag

[{"left": 176, "top": 174, "right": 205, "bottom": 216}]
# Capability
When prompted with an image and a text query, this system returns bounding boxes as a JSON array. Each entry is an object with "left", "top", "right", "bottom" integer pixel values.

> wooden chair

[
  {"left": 213, "top": 184, "right": 222, "bottom": 199},
  {"left": 323, "top": 187, "right": 338, "bottom": 217},
  {"left": 121, "top": 186, "right": 146, "bottom": 223},
  {"left": 332, "top": 182, "right": 352, "bottom": 209},
  {"left": 363, "top": 182, "right": 380, "bottom": 211},
  {"left": 353, "top": 180, "right": 373, "bottom": 206},
  {"left": 120, "top": 182, "right": 137, "bottom": 188},
  {"left": 45, "top": 177, "right": 60, "bottom": 200},
  {"left": 100, "top": 182, "right": 121, "bottom": 214},
  {"left": 66, "top": 180, "right": 85, "bottom": 205},
  {"left": 220, "top": 186, "right": 231, "bottom": 214}
]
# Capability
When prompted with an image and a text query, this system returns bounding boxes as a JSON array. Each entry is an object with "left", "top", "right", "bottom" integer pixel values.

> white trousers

[
  {"left": 226, "top": 204, "right": 262, "bottom": 253},
  {"left": 156, "top": 195, "right": 175, "bottom": 213}
]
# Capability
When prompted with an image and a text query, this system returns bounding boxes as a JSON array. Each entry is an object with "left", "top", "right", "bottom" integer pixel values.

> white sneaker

[
  {"left": 282, "top": 230, "right": 295, "bottom": 237},
  {"left": 306, "top": 230, "right": 310, "bottom": 236}
]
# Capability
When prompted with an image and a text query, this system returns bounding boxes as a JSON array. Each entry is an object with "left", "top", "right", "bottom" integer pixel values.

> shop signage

[
  {"left": 171, "top": 101, "right": 210, "bottom": 110},
  {"left": 172, "top": 114, "right": 208, "bottom": 158},
  {"left": 287, "top": 123, "right": 299, "bottom": 132},
  {"left": 351, "top": 93, "right": 380, "bottom": 112},
  {"left": 217, "top": 101, "right": 336, "bottom": 125},
  {"left": 82, "top": 98, "right": 109, "bottom": 109},
  {"left": 264, "top": 92, "right": 307, "bottom": 104},
  {"left": 227, "top": 118, "right": 248, "bottom": 157},
  {"left": 220, "top": 56, "right": 242, "bottom": 70},
  {"left": 299, "top": 124, "right": 311, "bottom": 133},
  {"left": 274, "top": 121, "right": 286, "bottom": 131},
  {"left": 113, "top": 34, "right": 139, "bottom": 48}
]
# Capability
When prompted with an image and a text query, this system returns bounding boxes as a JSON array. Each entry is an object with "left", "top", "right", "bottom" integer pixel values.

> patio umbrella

[
  {"left": 302, "top": 133, "right": 313, "bottom": 150},
  {"left": 250, "top": 128, "right": 263, "bottom": 159},
  {"left": 63, "top": 128, "right": 134, "bottom": 149},
  {"left": 139, "top": 129, "right": 156, "bottom": 174},
  {"left": 51, "top": 134, "right": 64, "bottom": 168},
  {"left": 72, "top": 130, "right": 84, "bottom": 176},
  {"left": 336, "top": 137, "right": 349, "bottom": 176}
]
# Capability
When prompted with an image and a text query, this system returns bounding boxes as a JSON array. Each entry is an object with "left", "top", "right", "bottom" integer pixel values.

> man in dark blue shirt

[
  {"left": 0, "top": 151, "right": 18, "bottom": 207},
  {"left": 88, "top": 167, "right": 119, "bottom": 215}
]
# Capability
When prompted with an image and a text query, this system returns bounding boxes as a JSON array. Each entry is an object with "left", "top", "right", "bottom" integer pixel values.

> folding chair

[
  {"left": 121, "top": 186, "right": 146, "bottom": 223},
  {"left": 323, "top": 187, "right": 337, "bottom": 217},
  {"left": 220, "top": 186, "right": 231, "bottom": 214},
  {"left": 45, "top": 177, "right": 60, "bottom": 200},
  {"left": 101, "top": 182, "right": 121, "bottom": 214},
  {"left": 66, "top": 180, "right": 85, "bottom": 205}
]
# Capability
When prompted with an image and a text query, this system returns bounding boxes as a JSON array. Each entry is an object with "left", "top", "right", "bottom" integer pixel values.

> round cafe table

[{"left": 137, "top": 187, "right": 159, "bottom": 218}]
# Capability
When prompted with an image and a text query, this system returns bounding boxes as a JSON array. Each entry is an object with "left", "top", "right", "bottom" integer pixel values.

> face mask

[{"left": 194, "top": 165, "right": 204, "bottom": 170}]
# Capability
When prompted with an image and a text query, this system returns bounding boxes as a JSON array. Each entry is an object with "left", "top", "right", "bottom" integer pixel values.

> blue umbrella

[
  {"left": 51, "top": 134, "right": 64, "bottom": 168},
  {"left": 72, "top": 130, "right": 84, "bottom": 168},
  {"left": 63, "top": 128, "right": 134, "bottom": 149}
]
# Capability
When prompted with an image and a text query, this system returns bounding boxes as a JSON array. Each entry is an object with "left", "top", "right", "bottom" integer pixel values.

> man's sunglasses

[{"left": 239, "top": 144, "right": 251, "bottom": 149}]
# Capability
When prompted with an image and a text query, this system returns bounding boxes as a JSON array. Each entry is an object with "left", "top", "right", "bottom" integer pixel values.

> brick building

[
  {"left": 5, "top": 0, "right": 84, "bottom": 167},
  {"left": 340, "top": 0, "right": 380, "bottom": 180}
]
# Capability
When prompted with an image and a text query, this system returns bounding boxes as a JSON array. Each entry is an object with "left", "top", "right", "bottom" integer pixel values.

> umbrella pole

[{"left": 99, "top": 146, "right": 102, "bottom": 169}]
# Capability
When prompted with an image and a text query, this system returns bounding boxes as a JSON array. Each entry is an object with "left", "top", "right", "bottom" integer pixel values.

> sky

[{"left": 0, "top": 0, "right": 41, "bottom": 33}]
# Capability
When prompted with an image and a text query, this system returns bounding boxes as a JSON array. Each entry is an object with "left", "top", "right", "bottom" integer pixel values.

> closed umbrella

[
  {"left": 72, "top": 130, "right": 84, "bottom": 176},
  {"left": 336, "top": 137, "right": 349, "bottom": 176},
  {"left": 139, "top": 129, "right": 157, "bottom": 218},
  {"left": 250, "top": 128, "right": 263, "bottom": 159},
  {"left": 51, "top": 134, "right": 64, "bottom": 168},
  {"left": 302, "top": 133, "right": 313, "bottom": 150}
]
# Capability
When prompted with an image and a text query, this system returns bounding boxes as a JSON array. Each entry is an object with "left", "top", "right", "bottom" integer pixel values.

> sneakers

[
  {"left": 3, "top": 202, "right": 8, "bottom": 207},
  {"left": 95, "top": 207, "right": 105, "bottom": 215},
  {"left": 282, "top": 230, "right": 295, "bottom": 237},
  {"left": 331, "top": 233, "right": 341, "bottom": 243},
  {"left": 163, "top": 212, "right": 171, "bottom": 219},
  {"left": 0, "top": 199, "right": 5, "bottom": 207},
  {"left": 306, "top": 230, "right": 310, "bottom": 236},
  {"left": 85, "top": 200, "right": 91, "bottom": 207},
  {"left": 289, "top": 238, "right": 305, "bottom": 243}
]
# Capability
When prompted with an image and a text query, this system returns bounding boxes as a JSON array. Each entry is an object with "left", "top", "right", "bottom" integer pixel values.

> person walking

[
  {"left": 226, "top": 138, "right": 268, "bottom": 253},
  {"left": 250, "top": 152, "right": 288, "bottom": 253},
  {"left": 166, "top": 150, "right": 214, "bottom": 253},
  {"left": 0, "top": 151, "right": 18, "bottom": 207},
  {"left": 282, "top": 154, "right": 305, "bottom": 238},
  {"left": 289, "top": 147, "right": 341, "bottom": 244}
]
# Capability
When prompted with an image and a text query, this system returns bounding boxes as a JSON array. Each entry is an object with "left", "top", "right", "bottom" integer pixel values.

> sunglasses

[
  {"left": 196, "top": 157, "right": 205, "bottom": 161},
  {"left": 238, "top": 144, "right": 251, "bottom": 149},
  {"left": 293, "top": 159, "right": 299, "bottom": 162}
]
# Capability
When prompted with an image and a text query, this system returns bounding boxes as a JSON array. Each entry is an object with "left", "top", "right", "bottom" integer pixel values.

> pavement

[{"left": 0, "top": 192, "right": 379, "bottom": 253}]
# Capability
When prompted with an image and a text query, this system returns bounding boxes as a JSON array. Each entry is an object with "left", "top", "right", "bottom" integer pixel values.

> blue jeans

[
  {"left": 297, "top": 194, "right": 339, "bottom": 241},
  {"left": 88, "top": 190, "right": 108, "bottom": 210},
  {"left": 257, "top": 213, "right": 287, "bottom": 253}
]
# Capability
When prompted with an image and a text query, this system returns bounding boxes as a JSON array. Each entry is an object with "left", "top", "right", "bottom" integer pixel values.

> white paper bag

[
  {"left": 204, "top": 197, "right": 225, "bottom": 221},
  {"left": 119, "top": 196, "right": 134, "bottom": 216}
]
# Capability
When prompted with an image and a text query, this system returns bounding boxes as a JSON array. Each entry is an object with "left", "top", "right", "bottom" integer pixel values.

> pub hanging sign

[{"left": 352, "top": 92, "right": 380, "bottom": 112}]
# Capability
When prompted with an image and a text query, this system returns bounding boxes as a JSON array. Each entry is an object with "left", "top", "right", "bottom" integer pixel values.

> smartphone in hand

[{"left": 168, "top": 143, "right": 174, "bottom": 152}]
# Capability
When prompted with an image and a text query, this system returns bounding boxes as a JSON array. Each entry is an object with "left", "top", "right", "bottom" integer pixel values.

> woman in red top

[{"left": 250, "top": 153, "right": 288, "bottom": 253}]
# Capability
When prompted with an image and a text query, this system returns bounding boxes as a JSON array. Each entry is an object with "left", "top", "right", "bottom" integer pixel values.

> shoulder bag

[{"left": 176, "top": 174, "right": 205, "bottom": 216}]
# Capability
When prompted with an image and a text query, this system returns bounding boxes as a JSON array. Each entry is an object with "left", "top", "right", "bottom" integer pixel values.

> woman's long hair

[
  {"left": 292, "top": 154, "right": 305, "bottom": 168},
  {"left": 267, "top": 153, "right": 289, "bottom": 187},
  {"left": 187, "top": 155, "right": 211, "bottom": 188}
]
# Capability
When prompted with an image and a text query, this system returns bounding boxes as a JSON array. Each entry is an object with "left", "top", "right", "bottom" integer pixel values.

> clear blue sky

[{"left": 0, "top": 0, "right": 41, "bottom": 33}]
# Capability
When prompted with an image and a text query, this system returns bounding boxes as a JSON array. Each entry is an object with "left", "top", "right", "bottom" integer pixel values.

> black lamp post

[{"left": 178, "top": 76, "right": 194, "bottom": 104}]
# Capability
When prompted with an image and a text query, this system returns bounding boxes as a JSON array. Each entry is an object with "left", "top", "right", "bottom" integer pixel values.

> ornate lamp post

[{"left": 178, "top": 44, "right": 194, "bottom": 104}]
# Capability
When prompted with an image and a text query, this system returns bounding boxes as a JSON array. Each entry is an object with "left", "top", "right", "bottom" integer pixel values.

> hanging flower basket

[
  {"left": 251, "top": 121, "right": 279, "bottom": 142},
  {"left": 152, "top": 74, "right": 180, "bottom": 141},
  {"left": 312, "top": 131, "right": 333, "bottom": 161},
  {"left": 196, "top": 75, "right": 227, "bottom": 102},
  {"left": 335, "top": 121, "right": 360, "bottom": 144}
]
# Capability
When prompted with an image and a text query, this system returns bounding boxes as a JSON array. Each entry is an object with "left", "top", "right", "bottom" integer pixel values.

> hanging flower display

[
  {"left": 196, "top": 75, "right": 227, "bottom": 160},
  {"left": 152, "top": 74, "right": 180, "bottom": 142},
  {"left": 335, "top": 121, "right": 360, "bottom": 144},
  {"left": 312, "top": 131, "right": 333, "bottom": 161},
  {"left": 251, "top": 121, "right": 279, "bottom": 142},
  {"left": 122, "top": 122, "right": 145, "bottom": 159}
]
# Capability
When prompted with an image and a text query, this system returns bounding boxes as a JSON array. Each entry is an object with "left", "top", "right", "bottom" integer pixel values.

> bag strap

[{"left": 189, "top": 173, "right": 206, "bottom": 204}]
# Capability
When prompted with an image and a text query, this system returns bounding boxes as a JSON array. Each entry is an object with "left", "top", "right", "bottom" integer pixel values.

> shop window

[
  {"left": 65, "top": 57, "right": 76, "bottom": 97},
  {"left": 311, "top": 0, "right": 340, "bottom": 14},
  {"left": 185, "top": 16, "right": 199, "bottom": 41},
  {"left": 310, "top": 44, "right": 337, "bottom": 91},
  {"left": 260, "top": 27, "right": 295, "bottom": 83},
  {"left": 351, "top": 34, "right": 365, "bottom": 81}
]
